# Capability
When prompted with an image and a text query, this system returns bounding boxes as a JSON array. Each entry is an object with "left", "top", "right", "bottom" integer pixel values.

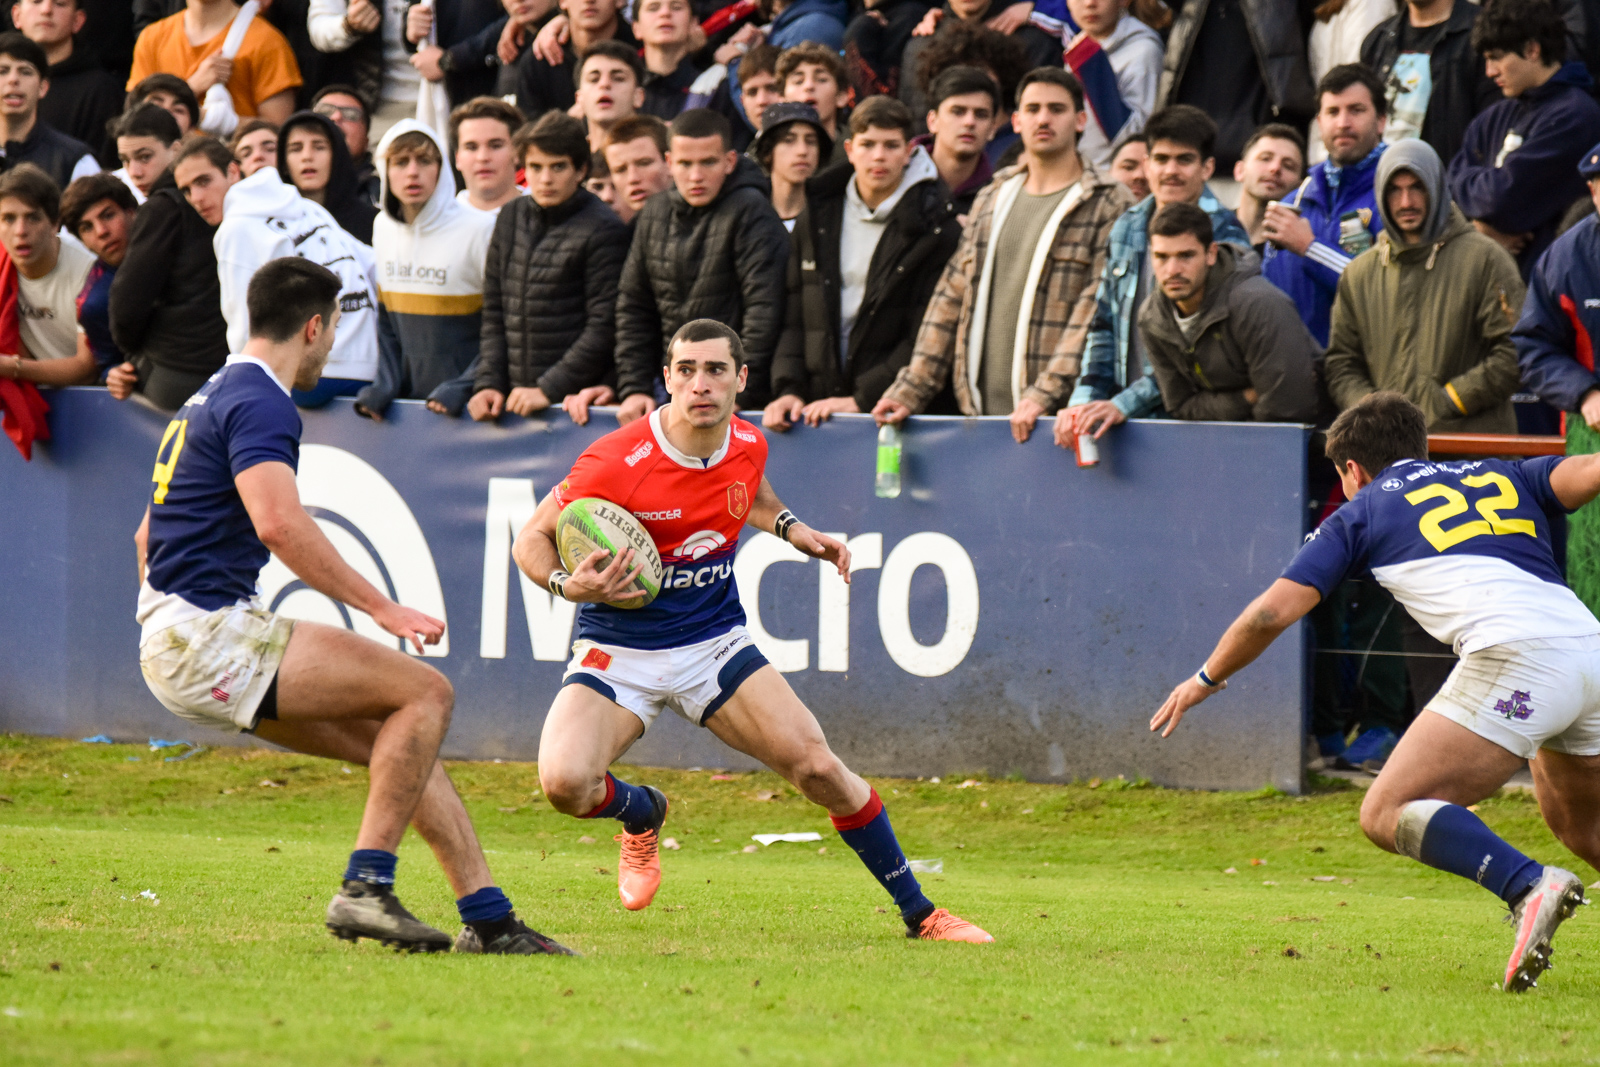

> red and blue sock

[
  {"left": 583, "top": 772, "right": 658, "bottom": 835},
  {"left": 1397, "top": 800, "right": 1543, "bottom": 904},
  {"left": 831, "top": 789, "right": 934, "bottom": 927}
]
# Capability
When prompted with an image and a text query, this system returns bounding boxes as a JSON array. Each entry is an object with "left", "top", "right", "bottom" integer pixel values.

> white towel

[
  {"left": 413, "top": 0, "right": 452, "bottom": 139},
  {"left": 198, "top": 0, "right": 259, "bottom": 137}
]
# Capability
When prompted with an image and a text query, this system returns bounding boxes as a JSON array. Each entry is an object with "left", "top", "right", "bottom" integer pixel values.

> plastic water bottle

[{"left": 875, "top": 423, "right": 902, "bottom": 498}]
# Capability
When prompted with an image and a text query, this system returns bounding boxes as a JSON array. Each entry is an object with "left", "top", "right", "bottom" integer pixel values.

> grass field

[{"left": 5, "top": 734, "right": 1600, "bottom": 1066}]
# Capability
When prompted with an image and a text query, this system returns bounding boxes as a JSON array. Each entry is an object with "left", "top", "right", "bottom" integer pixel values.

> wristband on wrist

[
  {"left": 773, "top": 509, "right": 800, "bottom": 543},
  {"left": 1196, "top": 665, "right": 1223, "bottom": 690},
  {"left": 548, "top": 570, "right": 570, "bottom": 600},
  {"left": 1444, "top": 382, "right": 1467, "bottom": 415}
]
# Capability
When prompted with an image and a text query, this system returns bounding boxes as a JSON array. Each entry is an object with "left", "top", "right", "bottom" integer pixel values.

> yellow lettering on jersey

[
  {"left": 1462, "top": 472, "right": 1537, "bottom": 538},
  {"left": 1405, "top": 483, "right": 1490, "bottom": 551},
  {"left": 150, "top": 418, "right": 188, "bottom": 505}
]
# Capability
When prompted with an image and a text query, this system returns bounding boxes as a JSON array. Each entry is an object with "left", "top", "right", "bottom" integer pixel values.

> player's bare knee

[
  {"left": 540, "top": 767, "right": 601, "bottom": 815},
  {"left": 1358, "top": 790, "right": 1399, "bottom": 852},
  {"left": 789, "top": 747, "right": 847, "bottom": 800}
]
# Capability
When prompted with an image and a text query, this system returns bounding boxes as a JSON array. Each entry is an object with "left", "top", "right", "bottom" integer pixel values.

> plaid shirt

[
  {"left": 1069, "top": 186, "right": 1250, "bottom": 418},
  {"left": 882, "top": 157, "right": 1133, "bottom": 415}
]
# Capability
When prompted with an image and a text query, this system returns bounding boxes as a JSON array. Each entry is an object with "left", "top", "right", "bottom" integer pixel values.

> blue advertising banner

[{"left": 0, "top": 390, "right": 1310, "bottom": 791}]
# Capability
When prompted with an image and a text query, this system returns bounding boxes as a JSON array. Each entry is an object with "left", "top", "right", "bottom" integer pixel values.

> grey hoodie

[{"left": 1375, "top": 139, "right": 1452, "bottom": 247}]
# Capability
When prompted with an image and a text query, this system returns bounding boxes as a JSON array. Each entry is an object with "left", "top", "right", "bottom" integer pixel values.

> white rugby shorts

[
  {"left": 561, "top": 625, "right": 769, "bottom": 728},
  {"left": 1426, "top": 634, "right": 1600, "bottom": 758},
  {"left": 139, "top": 602, "right": 295, "bottom": 732}
]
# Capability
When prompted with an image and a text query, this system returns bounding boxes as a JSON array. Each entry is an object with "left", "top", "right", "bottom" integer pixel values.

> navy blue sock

[
  {"left": 831, "top": 790, "right": 934, "bottom": 923},
  {"left": 1408, "top": 802, "right": 1543, "bottom": 904},
  {"left": 345, "top": 849, "right": 396, "bottom": 886},
  {"left": 583, "top": 773, "right": 658, "bottom": 834},
  {"left": 456, "top": 886, "right": 513, "bottom": 925}
]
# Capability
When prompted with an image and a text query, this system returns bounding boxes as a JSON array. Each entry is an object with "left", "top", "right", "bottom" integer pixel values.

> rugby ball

[{"left": 555, "top": 497, "right": 664, "bottom": 609}]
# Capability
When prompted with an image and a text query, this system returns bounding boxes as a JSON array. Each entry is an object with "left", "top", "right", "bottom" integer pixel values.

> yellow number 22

[
  {"left": 1405, "top": 472, "right": 1536, "bottom": 552},
  {"left": 150, "top": 418, "right": 188, "bottom": 504}
]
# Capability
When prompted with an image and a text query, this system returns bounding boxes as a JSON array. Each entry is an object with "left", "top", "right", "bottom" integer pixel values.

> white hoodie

[{"left": 213, "top": 167, "right": 381, "bottom": 382}]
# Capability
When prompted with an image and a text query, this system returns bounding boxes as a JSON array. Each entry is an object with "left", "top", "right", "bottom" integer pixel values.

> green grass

[{"left": 3, "top": 734, "right": 1600, "bottom": 1066}]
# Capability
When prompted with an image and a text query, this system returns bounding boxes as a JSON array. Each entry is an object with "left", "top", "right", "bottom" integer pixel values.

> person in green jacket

[{"left": 1325, "top": 138, "right": 1525, "bottom": 433}]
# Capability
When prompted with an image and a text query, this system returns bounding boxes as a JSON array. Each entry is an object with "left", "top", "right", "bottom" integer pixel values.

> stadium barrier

[{"left": 0, "top": 390, "right": 1310, "bottom": 792}]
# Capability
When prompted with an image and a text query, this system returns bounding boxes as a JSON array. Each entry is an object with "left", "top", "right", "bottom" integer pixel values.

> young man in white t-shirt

[
  {"left": 448, "top": 96, "right": 524, "bottom": 217},
  {"left": 0, "top": 163, "right": 96, "bottom": 386}
]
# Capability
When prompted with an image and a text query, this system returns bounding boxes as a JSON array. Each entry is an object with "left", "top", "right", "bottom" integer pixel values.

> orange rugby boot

[
  {"left": 910, "top": 908, "right": 994, "bottom": 943},
  {"left": 616, "top": 785, "right": 668, "bottom": 911}
]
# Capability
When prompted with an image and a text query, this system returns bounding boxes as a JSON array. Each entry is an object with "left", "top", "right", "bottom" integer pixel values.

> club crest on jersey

[
  {"left": 581, "top": 647, "right": 613, "bottom": 672},
  {"left": 728, "top": 482, "right": 749, "bottom": 519},
  {"left": 1494, "top": 689, "right": 1534, "bottom": 721}
]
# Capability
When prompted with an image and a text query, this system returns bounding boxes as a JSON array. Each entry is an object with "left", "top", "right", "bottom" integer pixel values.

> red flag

[{"left": 0, "top": 242, "right": 49, "bottom": 461}]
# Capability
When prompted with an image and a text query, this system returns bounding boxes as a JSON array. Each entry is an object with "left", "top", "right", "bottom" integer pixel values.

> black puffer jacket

[
  {"left": 475, "top": 188, "right": 630, "bottom": 401},
  {"left": 108, "top": 172, "right": 230, "bottom": 411},
  {"left": 614, "top": 156, "right": 790, "bottom": 407},
  {"left": 1160, "top": 0, "right": 1316, "bottom": 167},
  {"left": 773, "top": 158, "right": 961, "bottom": 410},
  {"left": 1360, "top": 0, "right": 1501, "bottom": 170}
]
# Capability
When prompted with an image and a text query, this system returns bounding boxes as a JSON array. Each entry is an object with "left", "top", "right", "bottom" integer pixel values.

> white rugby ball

[{"left": 555, "top": 497, "right": 664, "bottom": 609}]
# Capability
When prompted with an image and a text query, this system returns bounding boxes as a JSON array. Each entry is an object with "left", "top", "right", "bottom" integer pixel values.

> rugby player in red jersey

[{"left": 509, "top": 318, "right": 991, "bottom": 943}]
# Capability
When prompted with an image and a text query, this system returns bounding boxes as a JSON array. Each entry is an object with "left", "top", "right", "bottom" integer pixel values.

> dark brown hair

[
  {"left": 516, "top": 111, "right": 590, "bottom": 173},
  {"left": 0, "top": 163, "right": 59, "bottom": 223},
  {"left": 1324, "top": 392, "right": 1431, "bottom": 476},
  {"left": 605, "top": 113, "right": 669, "bottom": 154},
  {"left": 449, "top": 96, "right": 525, "bottom": 147},
  {"left": 776, "top": 42, "right": 848, "bottom": 90},
  {"left": 847, "top": 95, "right": 914, "bottom": 139},
  {"left": 1148, "top": 201, "right": 1213, "bottom": 245},
  {"left": 61, "top": 172, "right": 138, "bottom": 236},
  {"left": 668, "top": 318, "right": 745, "bottom": 367}
]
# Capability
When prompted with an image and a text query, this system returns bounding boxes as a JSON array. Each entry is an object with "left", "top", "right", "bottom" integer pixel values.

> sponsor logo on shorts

[
  {"left": 211, "top": 670, "right": 235, "bottom": 704},
  {"left": 1494, "top": 689, "right": 1534, "bottom": 721},
  {"left": 635, "top": 508, "right": 682, "bottom": 521},
  {"left": 625, "top": 441, "right": 654, "bottom": 467},
  {"left": 581, "top": 647, "right": 613, "bottom": 672},
  {"left": 727, "top": 483, "right": 749, "bottom": 519}
]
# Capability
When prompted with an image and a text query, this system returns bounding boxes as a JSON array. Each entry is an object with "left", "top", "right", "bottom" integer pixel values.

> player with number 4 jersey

[
  {"left": 511, "top": 319, "right": 991, "bottom": 944},
  {"left": 1152, "top": 392, "right": 1600, "bottom": 993}
]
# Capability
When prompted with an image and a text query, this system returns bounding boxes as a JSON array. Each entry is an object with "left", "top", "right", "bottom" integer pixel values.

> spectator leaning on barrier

[
  {"left": 107, "top": 142, "right": 229, "bottom": 410},
  {"left": 1361, "top": 0, "right": 1499, "bottom": 170},
  {"left": 1061, "top": 104, "right": 1248, "bottom": 442},
  {"left": 229, "top": 116, "right": 277, "bottom": 176},
  {"left": 58, "top": 171, "right": 135, "bottom": 383},
  {"left": 129, "top": 0, "right": 301, "bottom": 128},
  {"left": 1231, "top": 122, "right": 1305, "bottom": 253},
  {"left": 1327, "top": 138, "right": 1523, "bottom": 436},
  {"left": 765, "top": 95, "right": 959, "bottom": 431},
  {"left": 356, "top": 119, "right": 496, "bottom": 419},
  {"left": 754, "top": 100, "right": 830, "bottom": 230},
  {"left": 468, "top": 111, "right": 626, "bottom": 422},
  {"left": 1139, "top": 201, "right": 1320, "bottom": 424},
  {"left": 911, "top": 65, "right": 998, "bottom": 217},
  {"left": 112, "top": 103, "right": 181, "bottom": 204},
  {"left": 0, "top": 32, "right": 97, "bottom": 189},
  {"left": 176, "top": 136, "right": 379, "bottom": 406},
  {"left": 873, "top": 68, "right": 1132, "bottom": 441},
  {"left": 612, "top": 107, "right": 789, "bottom": 422},
  {"left": 1447, "top": 0, "right": 1600, "bottom": 277},
  {"left": 15, "top": 0, "right": 123, "bottom": 164},
  {"left": 571, "top": 41, "right": 643, "bottom": 157},
  {"left": 450, "top": 95, "right": 525, "bottom": 217},
  {"left": 1261, "top": 64, "right": 1388, "bottom": 347},
  {"left": 599, "top": 112, "right": 671, "bottom": 226},
  {"left": 311, "top": 85, "right": 380, "bottom": 205},
  {"left": 0, "top": 163, "right": 95, "bottom": 384},
  {"left": 277, "top": 109, "right": 379, "bottom": 243}
]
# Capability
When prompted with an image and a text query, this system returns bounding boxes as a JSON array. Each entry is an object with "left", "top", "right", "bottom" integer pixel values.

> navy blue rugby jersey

[
  {"left": 1283, "top": 456, "right": 1600, "bottom": 653},
  {"left": 143, "top": 357, "right": 301, "bottom": 611}
]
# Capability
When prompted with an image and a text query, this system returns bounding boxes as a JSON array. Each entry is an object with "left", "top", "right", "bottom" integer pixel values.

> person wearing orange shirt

[{"left": 128, "top": 0, "right": 301, "bottom": 127}]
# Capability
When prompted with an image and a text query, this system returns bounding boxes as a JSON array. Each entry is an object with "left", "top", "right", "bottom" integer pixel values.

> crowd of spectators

[{"left": 11, "top": 0, "right": 1600, "bottom": 768}]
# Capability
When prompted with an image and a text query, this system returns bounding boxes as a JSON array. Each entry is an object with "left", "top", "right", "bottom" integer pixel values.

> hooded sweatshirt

[
  {"left": 276, "top": 110, "right": 380, "bottom": 245},
  {"left": 357, "top": 119, "right": 496, "bottom": 417},
  {"left": 1065, "top": 14, "right": 1163, "bottom": 174},
  {"left": 213, "top": 166, "right": 381, "bottom": 383},
  {"left": 1326, "top": 139, "right": 1525, "bottom": 432}
]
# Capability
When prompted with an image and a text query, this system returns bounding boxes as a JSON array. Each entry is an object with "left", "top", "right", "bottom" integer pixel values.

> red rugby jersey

[{"left": 553, "top": 407, "right": 768, "bottom": 650}]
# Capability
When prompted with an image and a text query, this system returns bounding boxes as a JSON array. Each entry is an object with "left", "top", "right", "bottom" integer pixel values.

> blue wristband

[{"left": 1197, "top": 665, "right": 1222, "bottom": 689}]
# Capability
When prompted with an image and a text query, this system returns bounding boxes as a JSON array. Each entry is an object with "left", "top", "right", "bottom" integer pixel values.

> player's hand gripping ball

[{"left": 556, "top": 498, "right": 665, "bottom": 608}]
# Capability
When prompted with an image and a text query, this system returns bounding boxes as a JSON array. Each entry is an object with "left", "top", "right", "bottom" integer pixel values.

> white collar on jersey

[
  {"left": 224, "top": 354, "right": 293, "bottom": 398},
  {"left": 649, "top": 404, "right": 731, "bottom": 469}
]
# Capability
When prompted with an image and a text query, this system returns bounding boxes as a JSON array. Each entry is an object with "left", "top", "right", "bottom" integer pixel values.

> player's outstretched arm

[
  {"left": 748, "top": 477, "right": 852, "bottom": 582},
  {"left": 1150, "top": 579, "right": 1321, "bottom": 738},
  {"left": 235, "top": 462, "right": 444, "bottom": 652},
  {"left": 511, "top": 489, "right": 646, "bottom": 603},
  {"left": 1548, "top": 453, "right": 1600, "bottom": 512}
]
